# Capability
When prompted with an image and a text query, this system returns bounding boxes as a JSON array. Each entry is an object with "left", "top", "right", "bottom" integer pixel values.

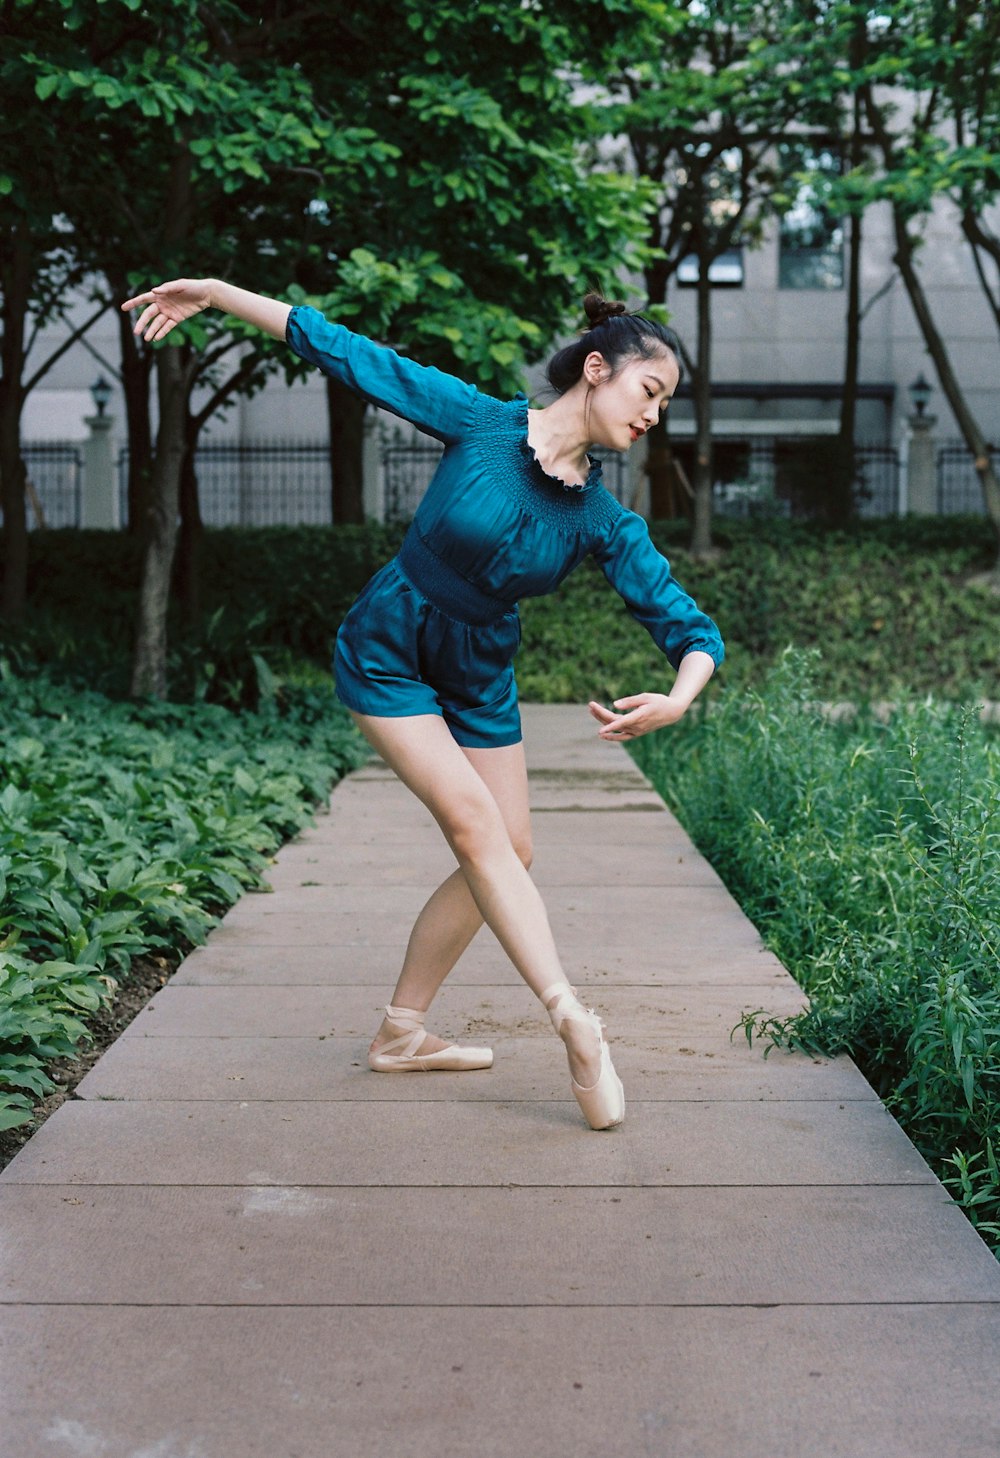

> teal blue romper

[{"left": 286, "top": 305, "right": 725, "bottom": 748}]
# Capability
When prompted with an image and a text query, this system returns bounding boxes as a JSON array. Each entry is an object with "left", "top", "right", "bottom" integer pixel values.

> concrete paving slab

[
  {"left": 1, "top": 1098, "right": 935, "bottom": 1188},
  {"left": 171, "top": 937, "right": 793, "bottom": 987},
  {"left": 4, "top": 1184, "right": 995, "bottom": 1308},
  {"left": 205, "top": 884, "right": 773, "bottom": 953},
  {"left": 75, "top": 1034, "right": 876, "bottom": 1104},
  {"left": 318, "top": 778, "right": 668, "bottom": 819},
  {"left": 4, "top": 704, "right": 997, "bottom": 1458},
  {"left": 265, "top": 811, "right": 700, "bottom": 865},
  {"left": 116, "top": 982, "right": 807, "bottom": 1040},
  {"left": 218, "top": 880, "right": 745, "bottom": 920},
  {"left": 259, "top": 840, "right": 726, "bottom": 890},
  {"left": 4, "top": 1304, "right": 999, "bottom": 1458}
]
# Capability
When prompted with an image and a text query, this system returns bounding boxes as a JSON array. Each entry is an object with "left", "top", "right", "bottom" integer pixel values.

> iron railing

[
  {"left": 22, "top": 435, "right": 995, "bottom": 530},
  {"left": 855, "top": 444, "right": 901, "bottom": 518},
  {"left": 937, "top": 441, "right": 996, "bottom": 515},
  {"left": 21, "top": 443, "right": 84, "bottom": 529},
  {"left": 712, "top": 439, "right": 901, "bottom": 519},
  {"left": 117, "top": 442, "right": 332, "bottom": 527}
]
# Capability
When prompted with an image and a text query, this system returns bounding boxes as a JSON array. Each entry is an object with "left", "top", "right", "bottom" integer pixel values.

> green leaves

[
  {"left": 0, "top": 672, "right": 368, "bottom": 1132},
  {"left": 632, "top": 646, "right": 1000, "bottom": 1256}
]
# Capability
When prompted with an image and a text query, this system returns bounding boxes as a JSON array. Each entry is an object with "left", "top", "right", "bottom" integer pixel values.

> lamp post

[
  {"left": 83, "top": 375, "right": 119, "bottom": 529},
  {"left": 89, "top": 375, "right": 112, "bottom": 419},
  {"left": 905, "top": 370, "right": 937, "bottom": 516}
]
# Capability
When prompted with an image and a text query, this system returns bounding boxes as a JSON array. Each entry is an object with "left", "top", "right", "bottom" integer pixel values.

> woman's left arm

[
  {"left": 589, "top": 505, "right": 724, "bottom": 741},
  {"left": 589, "top": 650, "right": 716, "bottom": 741}
]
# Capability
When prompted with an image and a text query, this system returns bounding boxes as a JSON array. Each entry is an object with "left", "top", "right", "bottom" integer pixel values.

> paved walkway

[{"left": 2, "top": 705, "right": 999, "bottom": 1458}]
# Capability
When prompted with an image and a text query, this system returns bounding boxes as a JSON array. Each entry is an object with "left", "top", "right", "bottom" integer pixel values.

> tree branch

[{"left": 23, "top": 299, "right": 111, "bottom": 395}]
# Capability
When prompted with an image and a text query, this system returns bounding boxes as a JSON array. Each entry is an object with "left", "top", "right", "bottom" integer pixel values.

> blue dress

[{"left": 286, "top": 305, "right": 725, "bottom": 748}]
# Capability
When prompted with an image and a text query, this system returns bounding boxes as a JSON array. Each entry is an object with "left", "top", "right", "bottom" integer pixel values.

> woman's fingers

[
  {"left": 589, "top": 699, "right": 646, "bottom": 739},
  {"left": 121, "top": 280, "right": 208, "bottom": 340},
  {"left": 129, "top": 302, "right": 160, "bottom": 335},
  {"left": 145, "top": 317, "right": 175, "bottom": 343},
  {"left": 600, "top": 709, "right": 646, "bottom": 738}
]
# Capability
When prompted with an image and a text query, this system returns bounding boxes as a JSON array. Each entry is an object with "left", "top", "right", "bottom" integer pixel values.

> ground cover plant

[
  {"left": 632, "top": 650, "right": 1000, "bottom": 1254},
  {"left": 0, "top": 671, "right": 368, "bottom": 1132},
  {"left": 9, "top": 517, "right": 999, "bottom": 703}
]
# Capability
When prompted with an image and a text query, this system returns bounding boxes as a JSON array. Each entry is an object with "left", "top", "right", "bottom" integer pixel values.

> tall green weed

[{"left": 632, "top": 650, "right": 1000, "bottom": 1252}]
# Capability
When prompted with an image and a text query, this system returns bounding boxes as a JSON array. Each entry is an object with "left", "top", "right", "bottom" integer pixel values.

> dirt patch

[{"left": 0, "top": 943, "right": 191, "bottom": 1174}]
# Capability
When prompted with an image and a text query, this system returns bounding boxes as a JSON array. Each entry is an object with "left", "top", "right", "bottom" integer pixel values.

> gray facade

[{"left": 15, "top": 187, "right": 1000, "bottom": 525}]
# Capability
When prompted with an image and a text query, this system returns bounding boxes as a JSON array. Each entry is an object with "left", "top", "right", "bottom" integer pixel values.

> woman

[{"left": 122, "top": 279, "right": 724, "bottom": 1130}]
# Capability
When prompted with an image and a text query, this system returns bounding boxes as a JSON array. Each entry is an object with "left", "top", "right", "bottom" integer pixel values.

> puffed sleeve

[
  {"left": 592, "top": 507, "right": 725, "bottom": 671},
  {"left": 285, "top": 305, "right": 476, "bottom": 445}
]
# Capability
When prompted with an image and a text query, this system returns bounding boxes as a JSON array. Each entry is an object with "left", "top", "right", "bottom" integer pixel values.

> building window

[
  {"left": 676, "top": 248, "right": 744, "bottom": 288},
  {"left": 778, "top": 142, "right": 844, "bottom": 290}
]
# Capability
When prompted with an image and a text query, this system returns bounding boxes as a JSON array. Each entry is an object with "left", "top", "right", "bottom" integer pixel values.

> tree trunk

[
  {"left": 892, "top": 207, "right": 1000, "bottom": 575},
  {"left": 646, "top": 415, "right": 692, "bottom": 520},
  {"left": 130, "top": 347, "right": 186, "bottom": 696},
  {"left": 326, "top": 376, "right": 366, "bottom": 523},
  {"left": 0, "top": 235, "right": 31, "bottom": 624},
  {"left": 689, "top": 264, "right": 715, "bottom": 556},
  {"left": 176, "top": 413, "right": 203, "bottom": 629},
  {"left": 834, "top": 73, "right": 864, "bottom": 526},
  {"left": 117, "top": 301, "right": 154, "bottom": 538}
]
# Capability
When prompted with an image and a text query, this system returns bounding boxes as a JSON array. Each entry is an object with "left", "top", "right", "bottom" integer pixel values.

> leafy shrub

[
  {"left": 6, "top": 518, "right": 998, "bottom": 702},
  {"left": 0, "top": 672, "right": 368, "bottom": 1130},
  {"left": 519, "top": 516, "right": 999, "bottom": 703},
  {"left": 632, "top": 650, "right": 1000, "bottom": 1252}
]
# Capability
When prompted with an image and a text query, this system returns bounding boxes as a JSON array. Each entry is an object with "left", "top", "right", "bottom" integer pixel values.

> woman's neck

[{"left": 526, "top": 388, "right": 592, "bottom": 485}]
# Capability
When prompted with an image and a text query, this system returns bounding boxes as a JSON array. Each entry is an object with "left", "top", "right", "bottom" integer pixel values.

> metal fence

[
  {"left": 855, "top": 444, "right": 901, "bottom": 518},
  {"left": 712, "top": 438, "right": 901, "bottom": 519},
  {"left": 937, "top": 440, "right": 996, "bottom": 515},
  {"left": 22, "top": 443, "right": 84, "bottom": 529},
  {"left": 117, "top": 442, "right": 333, "bottom": 527},
  {"left": 19, "top": 434, "right": 995, "bottom": 531}
]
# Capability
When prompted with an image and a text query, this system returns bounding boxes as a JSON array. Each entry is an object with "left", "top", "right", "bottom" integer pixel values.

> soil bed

[{"left": 0, "top": 946, "right": 189, "bottom": 1174}]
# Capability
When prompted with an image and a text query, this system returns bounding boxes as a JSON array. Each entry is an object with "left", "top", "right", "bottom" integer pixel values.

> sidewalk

[{"left": 2, "top": 704, "right": 999, "bottom": 1458}]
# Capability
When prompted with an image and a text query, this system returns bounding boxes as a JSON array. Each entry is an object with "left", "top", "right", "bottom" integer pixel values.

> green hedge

[
  {"left": 0, "top": 672, "right": 368, "bottom": 1131},
  {"left": 5, "top": 517, "right": 998, "bottom": 701},
  {"left": 632, "top": 650, "right": 1000, "bottom": 1253}
]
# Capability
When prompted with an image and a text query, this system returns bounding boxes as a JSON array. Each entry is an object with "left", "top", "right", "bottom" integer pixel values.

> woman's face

[{"left": 585, "top": 349, "right": 679, "bottom": 451}]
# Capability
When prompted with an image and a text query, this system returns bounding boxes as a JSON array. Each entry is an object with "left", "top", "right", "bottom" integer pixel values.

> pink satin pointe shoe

[
  {"left": 544, "top": 983, "right": 625, "bottom": 1130},
  {"left": 367, "top": 1004, "right": 494, "bottom": 1073}
]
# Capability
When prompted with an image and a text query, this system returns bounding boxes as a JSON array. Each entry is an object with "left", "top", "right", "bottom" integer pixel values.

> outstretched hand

[
  {"left": 588, "top": 693, "right": 688, "bottom": 741},
  {"left": 121, "top": 278, "right": 213, "bottom": 342}
]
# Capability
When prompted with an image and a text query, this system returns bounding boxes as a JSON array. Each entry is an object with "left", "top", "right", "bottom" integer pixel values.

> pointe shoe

[
  {"left": 367, "top": 1004, "right": 494, "bottom": 1073},
  {"left": 544, "top": 983, "right": 625, "bottom": 1130}
]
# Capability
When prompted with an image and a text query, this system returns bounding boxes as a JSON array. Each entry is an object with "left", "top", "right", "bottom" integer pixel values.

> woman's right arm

[
  {"left": 121, "top": 278, "right": 290, "bottom": 343},
  {"left": 122, "top": 278, "right": 477, "bottom": 444}
]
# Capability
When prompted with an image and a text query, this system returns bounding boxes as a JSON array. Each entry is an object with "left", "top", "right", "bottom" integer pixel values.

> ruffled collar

[{"left": 513, "top": 394, "right": 602, "bottom": 493}]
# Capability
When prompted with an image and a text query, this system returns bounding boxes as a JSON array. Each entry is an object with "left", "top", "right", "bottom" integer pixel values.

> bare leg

[
  {"left": 370, "top": 740, "right": 532, "bottom": 1056},
  {"left": 353, "top": 712, "right": 601, "bottom": 1088}
]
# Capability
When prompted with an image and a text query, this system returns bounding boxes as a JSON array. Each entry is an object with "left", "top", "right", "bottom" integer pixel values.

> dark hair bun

[{"left": 583, "top": 291, "right": 627, "bottom": 330}]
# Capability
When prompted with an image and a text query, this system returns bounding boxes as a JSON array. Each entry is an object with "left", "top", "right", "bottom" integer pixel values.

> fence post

[
  {"left": 362, "top": 412, "right": 383, "bottom": 522},
  {"left": 81, "top": 411, "right": 120, "bottom": 529},
  {"left": 905, "top": 410, "right": 938, "bottom": 515}
]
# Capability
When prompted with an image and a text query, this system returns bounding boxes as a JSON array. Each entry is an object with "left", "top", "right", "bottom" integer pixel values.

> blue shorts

[{"left": 333, "top": 537, "right": 522, "bottom": 749}]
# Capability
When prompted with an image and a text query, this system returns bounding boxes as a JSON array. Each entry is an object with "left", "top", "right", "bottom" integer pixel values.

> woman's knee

[
  {"left": 443, "top": 795, "right": 509, "bottom": 866},
  {"left": 445, "top": 799, "right": 532, "bottom": 871},
  {"left": 510, "top": 828, "right": 533, "bottom": 870}
]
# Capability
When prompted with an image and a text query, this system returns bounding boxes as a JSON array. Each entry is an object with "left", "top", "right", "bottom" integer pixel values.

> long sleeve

[
  {"left": 285, "top": 305, "right": 477, "bottom": 445},
  {"left": 592, "top": 507, "right": 725, "bottom": 671}
]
